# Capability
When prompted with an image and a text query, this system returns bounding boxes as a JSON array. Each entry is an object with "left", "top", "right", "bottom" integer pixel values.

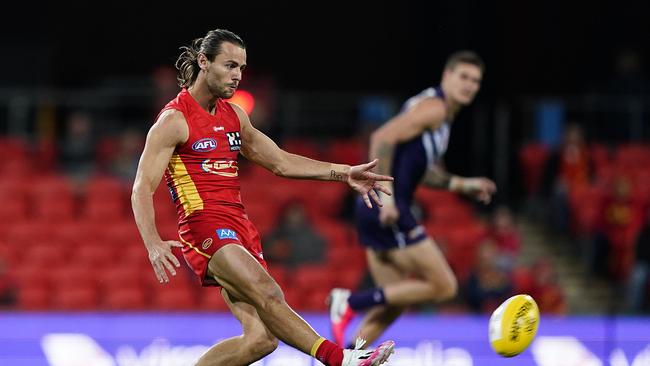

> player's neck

[
  {"left": 188, "top": 81, "right": 219, "bottom": 114},
  {"left": 445, "top": 100, "right": 461, "bottom": 121}
]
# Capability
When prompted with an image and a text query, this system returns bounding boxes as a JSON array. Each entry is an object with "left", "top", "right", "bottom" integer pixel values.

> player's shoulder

[
  {"left": 155, "top": 108, "right": 187, "bottom": 129},
  {"left": 150, "top": 108, "right": 188, "bottom": 142},
  {"left": 225, "top": 101, "right": 250, "bottom": 126},
  {"left": 408, "top": 96, "right": 447, "bottom": 121}
]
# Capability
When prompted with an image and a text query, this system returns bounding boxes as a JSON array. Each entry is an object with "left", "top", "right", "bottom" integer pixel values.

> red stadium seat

[
  {"left": 72, "top": 244, "right": 115, "bottom": 268},
  {"left": 52, "top": 284, "right": 100, "bottom": 310},
  {"left": 17, "top": 287, "right": 50, "bottom": 310},
  {"left": 103, "top": 286, "right": 148, "bottom": 310},
  {"left": 268, "top": 264, "right": 291, "bottom": 289},
  {"left": 30, "top": 176, "right": 77, "bottom": 222},
  {"left": 300, "top": 287, "right": 330, "bottom": 311},
  {"left": 82, "top": 176, "right": 128, "bottom": 222},
  {"left": 292, "top": 264, "right": 334, "bottom": 294},
  {"left": 317, "top": 221, "right": 354, "bottom": 249},
  {"left": 197, "top": 287, "right": 230, "bottom": 312},
  {"left": 325, "top": 139, "right": 367, "bottom": 166},
  {"left": 23, "top": 242, "right": 68, "bottom": 267},
  {"left": 331, "top": 267, "right": 365, "bottom": 290},
  {"left": 49, "top": 265, "right": 100, "bottom": 290},
  {"left": 152, "top": 286, "right": 197, "bottom": 310}
]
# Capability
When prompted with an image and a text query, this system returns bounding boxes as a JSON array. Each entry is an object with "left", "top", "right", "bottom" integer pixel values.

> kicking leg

[
  {"left": 195, "top": 289, "right": 278, "bottom": 366},
  {"left": 208, "top": 244, "right": 394, "bottom": 366}
]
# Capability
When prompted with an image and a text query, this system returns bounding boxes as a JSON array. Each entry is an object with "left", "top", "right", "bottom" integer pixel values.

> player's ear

[{"left": 197, "top": 53, "right": 209, "bottom": 71}]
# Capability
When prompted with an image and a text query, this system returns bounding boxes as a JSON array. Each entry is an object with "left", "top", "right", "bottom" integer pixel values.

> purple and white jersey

[{"left": 355, "top": 86, "right": 450, "bottom": 250}]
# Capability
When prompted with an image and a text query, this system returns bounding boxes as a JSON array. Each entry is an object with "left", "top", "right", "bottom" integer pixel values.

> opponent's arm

[
  {"left": 422, "top": 164, "right": 497, "bottom": 204},
  {"left": 131, "top": 110, "right": 186, "bottom": 283},
  {"left": 369, "top": 98, "right": 447, "bottom": 201},
  {"left": 232, "top": 103, "right": 392, "bottom": 207}
]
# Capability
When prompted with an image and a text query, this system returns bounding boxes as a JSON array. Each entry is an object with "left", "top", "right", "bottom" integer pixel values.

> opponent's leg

[
  {"left": 332, "top": 237, "right": 457, "bottom": 347},
  {"left": 380, "top": 237, "right": 458, "bottom": 306},
  {"left": 349, "top": 248, "right": 408, "bottom": 346},
  {"left": 195, "top": 289, "right": 278, "bottom": 366},
  {"left": 209, "top": 244, "right": 394, "bottom": 366}
]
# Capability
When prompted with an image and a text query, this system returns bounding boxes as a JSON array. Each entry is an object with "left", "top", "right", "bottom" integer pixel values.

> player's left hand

[
  {"left": 451, "top": 177, "right": 497, "bottom": 204},
  {"left": 347, "top": 159, "right": 394, "bottom": 208}
]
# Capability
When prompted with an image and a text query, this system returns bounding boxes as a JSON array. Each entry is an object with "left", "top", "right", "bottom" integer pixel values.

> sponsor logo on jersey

[
  {"left": 201, "top": 159, "right": 239, "bottom": 177},
  {"left": 192, "top": 138, "right": 217, "bottom": 152},
  {"left": 226, "top": 132, "right": 241, "bottom": 151},
  {"left": 201, "top": 238, "right": 213, "bottom": 250},
  {"left": 216, "top": 228, "right": 238, "bottom": 240},
  {"left": 213, "top": 126, "right": 225, "bottom": 132}
]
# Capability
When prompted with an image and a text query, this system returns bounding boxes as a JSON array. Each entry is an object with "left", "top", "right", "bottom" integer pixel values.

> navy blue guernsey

[{"left": 355, "top": 87, "right": 451, "bottom": 250}]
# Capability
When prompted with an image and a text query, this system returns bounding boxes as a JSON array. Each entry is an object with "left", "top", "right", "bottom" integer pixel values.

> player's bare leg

[
  {"left": 195, "top": 289, "right": 277, "bottom": 366},
  {"left": 208, "top": 244, "right": 394, "bottom": 365},
  {"left": 332, "top": 237, "right": 457, "bottom": 347},
  {"left": 381, "top": 237, "right": 457, "bottom": 305},
  {"left": 349, "top": 249, "right": 407, "bottom": 346}
]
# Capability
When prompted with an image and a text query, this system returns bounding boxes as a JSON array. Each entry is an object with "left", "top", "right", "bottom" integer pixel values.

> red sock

[{"left": 313, "top": 338, "right": 344, "bottom": 366}]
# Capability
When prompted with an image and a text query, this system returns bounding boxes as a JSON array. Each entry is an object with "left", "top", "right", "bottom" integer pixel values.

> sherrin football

[{"left": 488, "top": 294, "right": 540, "bottom": 357}]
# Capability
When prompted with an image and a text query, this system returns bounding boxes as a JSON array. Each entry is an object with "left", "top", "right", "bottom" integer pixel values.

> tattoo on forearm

[
  {"left": 423, "top": 168, "right": 452, "bottom": 189},
  {"left": 330, "top": 170, "right": 344, "bottom": 181}
]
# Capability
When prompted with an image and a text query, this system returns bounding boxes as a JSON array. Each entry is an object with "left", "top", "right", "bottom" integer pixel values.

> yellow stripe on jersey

[{"left": 168, "top": 153, "right": 204, "bottom": 217}]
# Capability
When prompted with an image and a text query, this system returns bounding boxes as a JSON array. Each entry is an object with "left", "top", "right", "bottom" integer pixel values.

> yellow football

[{"left": 488, "top": 294, "right": 540, "bottom": 357}]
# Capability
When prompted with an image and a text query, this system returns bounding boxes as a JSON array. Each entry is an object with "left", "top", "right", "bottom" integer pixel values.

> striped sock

[{"left": 311, "top": 337, "right": 344, "bottom": 366}]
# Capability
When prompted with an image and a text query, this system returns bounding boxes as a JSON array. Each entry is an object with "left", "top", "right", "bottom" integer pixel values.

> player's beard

[{"left": 207, "top": 80, "right": 233, "bottom": 99}]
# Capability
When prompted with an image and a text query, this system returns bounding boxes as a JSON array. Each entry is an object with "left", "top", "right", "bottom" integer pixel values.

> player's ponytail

[{"left": 175, "top": 37, "right": 203, "bottom": 88}]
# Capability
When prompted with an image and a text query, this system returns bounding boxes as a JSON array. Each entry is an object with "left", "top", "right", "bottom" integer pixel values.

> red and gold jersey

[{"left": 160, "top": 88, "right": 244, "bottom": 222}]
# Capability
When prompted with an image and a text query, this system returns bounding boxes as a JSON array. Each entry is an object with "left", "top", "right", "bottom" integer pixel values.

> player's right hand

[
  {"left": 145, "top": 240, "right": 184, "bottom": 283},
  {"left": 379, "top": 203, "right": 400, "bottom": 226}
]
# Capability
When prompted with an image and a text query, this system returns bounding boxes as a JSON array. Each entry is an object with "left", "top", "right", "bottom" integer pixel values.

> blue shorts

[{"left": 354, "top": 197, "right": 428, "bottom": 251}]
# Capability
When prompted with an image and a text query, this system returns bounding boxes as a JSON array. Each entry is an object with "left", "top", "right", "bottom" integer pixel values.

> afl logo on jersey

[{"left": 192, "top": 138, "right": 217, "bottom": 152}]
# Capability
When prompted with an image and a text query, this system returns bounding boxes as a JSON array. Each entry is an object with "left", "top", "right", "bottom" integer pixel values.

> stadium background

[{"left": 1, "top": 1, "right": 649, "bottom": 364}]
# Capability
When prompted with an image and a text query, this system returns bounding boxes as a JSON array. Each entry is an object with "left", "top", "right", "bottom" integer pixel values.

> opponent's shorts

[
  {"left": 178, "top": 211, "right": 268, "bottom": 286},
  {"left": 355, "top": 196, "right": 428, "bottom": 251}
]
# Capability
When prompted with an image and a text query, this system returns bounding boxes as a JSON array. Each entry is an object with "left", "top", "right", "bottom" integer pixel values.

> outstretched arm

[
  {"left": 232, "top": 103, "right": 392, "bottom": 207},
  {"left": 131, "top": 109, "right": 186, "bottom": 283},
  {"left": 422, "top": 164, "right": 497, "bottom": 204},
  {"left": 369, "top": 98, "right": 447, "bottom": 224}
]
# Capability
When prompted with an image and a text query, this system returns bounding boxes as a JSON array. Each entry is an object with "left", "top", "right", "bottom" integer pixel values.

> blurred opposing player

[
  {"left": 329, "top": 51, "right": 496, "bottom": 347},
  {"left": 131, "top": 29, "right": 395, "bottom": 366}
]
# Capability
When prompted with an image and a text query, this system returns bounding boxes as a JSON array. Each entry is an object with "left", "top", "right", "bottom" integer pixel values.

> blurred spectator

[
  {"left": 263, "top": 200, "right": 326, "bottom": 267},
  {"left": 590, "top": 177, "right": 645, "bottom": 279},
  {"left": 464, "top": 240, "right": 513, "bottom": 313},
  {"left": 0, "top": 258, "right": 16, "bottom": 308},
  {"left": 529, "top": 258, "right": 567, "bottom": 314},
  {"left": 488, "top": 206, "right": 522, "bottom": 257},
  {"left": 109, "top": 128, "right": 145, "bottom": 182},
  {"left": 59, "top": 111, "right": 96, "bottom": 183},
  {"left": 541, "top": 123, "right": 593, "bottom": 233},
  {"left": 624, "top": 208, "right": 650, "bottom": 313}
]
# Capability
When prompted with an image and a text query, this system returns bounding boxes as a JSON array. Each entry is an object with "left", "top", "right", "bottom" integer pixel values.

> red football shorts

[{"left": 178, "top": 212, "right": 268, "bottom": 286}]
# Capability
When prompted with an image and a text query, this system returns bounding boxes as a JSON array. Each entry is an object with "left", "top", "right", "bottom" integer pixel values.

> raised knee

[
  {"left": 436, "top": 276, "right": 458, "bottom": 301},
  {"left": 248, "top": 334, "right": 278, "bottom": 357}
]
